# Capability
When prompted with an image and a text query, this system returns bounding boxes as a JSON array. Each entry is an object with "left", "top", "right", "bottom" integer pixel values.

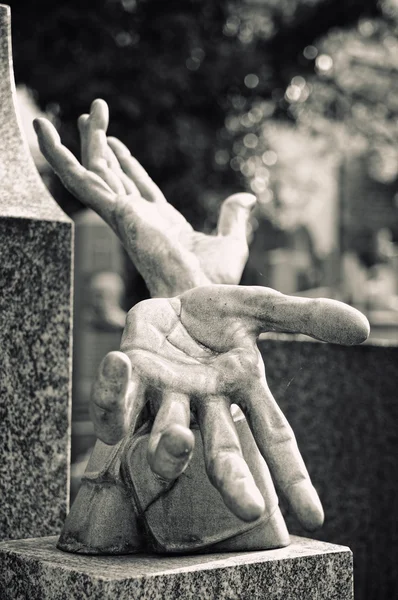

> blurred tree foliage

[
  {"left": 9, "top": 0, "right": 378, "bottom": 230},
  {"left": 287, "top": 2, "right": 398, "bottom": 185}
]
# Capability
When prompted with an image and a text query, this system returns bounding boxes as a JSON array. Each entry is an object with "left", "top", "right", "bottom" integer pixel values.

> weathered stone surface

[
  {"left": 0, "top": 535, "right": 353, "bottom": 599},
  {"left": 0, "top": 4, "right": 73, "bottom": 540},
  {"left": 0, "top": 5, "right": 66, "bottom": 222},
  {"left": 259, "top": 337, "right": 398, "bottom": 600},
  {"left": 59, "top": 282, "right": 369, "bottom": 555}
]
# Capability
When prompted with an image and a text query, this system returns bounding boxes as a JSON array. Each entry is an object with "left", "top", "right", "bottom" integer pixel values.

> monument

[
  {"left": 0, "top": 3, "right": 72, "bottom": 543},
  {"left": 0, "top": 4, "right": 372, "bottom": 598},
  {"left": 33, "top": 98, "right": 369, "bottom": 555}
]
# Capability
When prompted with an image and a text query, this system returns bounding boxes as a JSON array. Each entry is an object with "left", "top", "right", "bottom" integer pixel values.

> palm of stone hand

[
  {"left": 91, "top": 284, "right": 369, "bottom": 526},
  {"left": 121, "top": 296, "right": 259, "bottom": 396}
]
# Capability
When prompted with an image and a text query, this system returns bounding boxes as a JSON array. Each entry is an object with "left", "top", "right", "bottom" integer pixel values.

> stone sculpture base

[{"left": 0, "top": 535, "right": 353, "bottom": 599}]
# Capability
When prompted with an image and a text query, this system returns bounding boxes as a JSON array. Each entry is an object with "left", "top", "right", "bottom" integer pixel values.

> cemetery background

[{"left": 3, "top": 0, "right": 398, "bottom": 598}]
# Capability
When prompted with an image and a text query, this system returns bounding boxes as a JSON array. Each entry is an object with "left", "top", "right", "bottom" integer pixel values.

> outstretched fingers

[
  {"left": 85, "top": 99, "right": 126, "bottom": 195},
  {"left": 90, "top": 351, "right": 146, "bottom": 445},
  {"left": 261, "top": 293, "right": 370, "bottom": 345},
  {"left": 33, "top": 117, "right": 116, "bottom": 223},
  {"left": 78, "top": 113, "right": 90, "bottom": 167},
  {"left": 231, "top": 286, "right": 370, "bottom": 345},
  {"left": 196, "top": 395, "right": 265, "bottom": 522},
  {"left": 180, "top": 285, "right": 370, "bottom": 347},
  {"left": 107, "top": 136, "right": 166, "bottom": 203},
  {"left": 147, "top": 392, "right": 194, "bottom": 481},
  {"left": 79, "top": 109, "right": 139, "bottom": 196},
  {"left": 240, "top": 376, "right": 324, "bottom": 530}
]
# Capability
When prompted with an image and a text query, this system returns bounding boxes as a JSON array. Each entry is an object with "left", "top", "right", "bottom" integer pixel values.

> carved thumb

[{"left": 217, "top": 193, "right": 256, "bottom": 238}]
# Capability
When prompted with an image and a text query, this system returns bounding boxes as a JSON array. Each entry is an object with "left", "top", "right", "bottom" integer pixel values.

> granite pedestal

[
  {"left": 0, "top": 3, "right": 73, "bottom": 541},
  {"left": 0, "top": 535, "right": 353, "bottom": 600}
]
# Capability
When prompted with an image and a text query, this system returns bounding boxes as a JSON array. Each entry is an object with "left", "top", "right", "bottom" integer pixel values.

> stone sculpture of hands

[
  {"left": 90, "top": 285, "right": 369, "bottom": 528},
  {"left": 57, "top": 283, "right": 369, "bottom": 554},
  {"left": 35, "top": 101, "right": 370, "bottom": 554},
  {"left": 34, "top": 99, "right": 256, "bottom": 298}
]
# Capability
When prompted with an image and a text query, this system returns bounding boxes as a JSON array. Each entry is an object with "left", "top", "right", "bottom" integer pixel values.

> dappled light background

[{"left": 13, "top": 0, "right": 398, "bottom": 338}]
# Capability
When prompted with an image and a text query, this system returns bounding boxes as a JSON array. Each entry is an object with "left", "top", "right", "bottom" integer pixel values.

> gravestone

[
  {"left": 72, "top": 210, "right": 124, "bottom": 464},
  {"left": 0, "top": 3, "right": 73, "bottom": 541},
  {"left": 260, "top": 337, "right": 398, "bottom": 600},
  {"left": 0, "top": 4, "right": 354, "bottom": 599}
]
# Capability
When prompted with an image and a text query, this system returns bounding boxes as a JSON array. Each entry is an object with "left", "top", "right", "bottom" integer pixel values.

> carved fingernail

[
  {"left": 288, "top": 481, "right": 324, "bottom": 531},
  {"left": 100, "top": 351, "right": 129, "bottom": 380},
  {"left": 150, "top": 425, "right": 194, "bottom": 481},
  {"left": 309, "top": 299, "right": 370, "bottom": 346},
  {"left": 225, "top": 193, "right": 257, "bottom": 209},
  {"left": 78, "top": 114, "right": 89, "bottom": 130},
  {"left": 225, "top": 477, "right": 265, "bottom": 522},
  {"left": 161, "top": 426, "right": 194, "bottom": 458},
  {"left": 90, "top": 99, "right": 108, "bottom": 129},
  {"left": 238, "top": 484, "right": 265, "bottom": 521}
]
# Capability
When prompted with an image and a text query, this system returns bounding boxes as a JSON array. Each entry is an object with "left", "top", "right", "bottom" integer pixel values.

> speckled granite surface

[
  {"left": 0, "top": 5, "right": 73, "bottom": 541},
  {"left": 0, "top": 535, "right": 353, "bottom": 599},
  {"left": 258, "top": 337, "right": 398, "bottom": 600}
]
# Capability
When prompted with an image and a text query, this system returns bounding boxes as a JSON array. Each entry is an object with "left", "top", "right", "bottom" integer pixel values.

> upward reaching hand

[{"left": 34, "top": 99, "right": 256, "bottom": 297}]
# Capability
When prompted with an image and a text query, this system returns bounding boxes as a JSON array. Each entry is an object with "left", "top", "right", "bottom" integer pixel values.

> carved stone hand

[
  {"left": 34, "top": 99, "right": 256, "bottom": 297},
  {"left": 90, "top": 285, "right": 369, "bottom": 528}
]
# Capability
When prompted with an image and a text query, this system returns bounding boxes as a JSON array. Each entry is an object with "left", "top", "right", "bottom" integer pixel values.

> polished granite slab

[{"left": 0, "top": 535, "right": 353, "bottom": 599}]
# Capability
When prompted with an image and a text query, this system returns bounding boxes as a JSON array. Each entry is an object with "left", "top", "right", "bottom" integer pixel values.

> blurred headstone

[
  {"left": 267, "top": 248, "right": 298, "bottom": 294},
  {"left": 262, "top": 337, "right": 398, "bottom": 600},
  {"left": 72, "top": 210, "right": 125, "bottom": 465}
]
